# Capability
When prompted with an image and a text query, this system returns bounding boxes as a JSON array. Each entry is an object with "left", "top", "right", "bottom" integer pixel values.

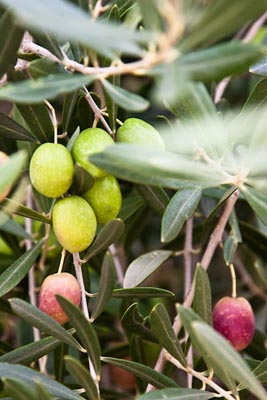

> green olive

[
  {"left": 116, "top": 118, "right": 165, "bottom": 148},
  {"left": 82, "top": 174, "right": 122, "bottom": 225},
  {"left": 72, "top": 128, "right": 114, "bottom": 178},
  {"left": 29, "top": 143, "right": 74, "bottom": 198},
  {"left": 52, "top": 195, "right": 97, "bottom": 253}
]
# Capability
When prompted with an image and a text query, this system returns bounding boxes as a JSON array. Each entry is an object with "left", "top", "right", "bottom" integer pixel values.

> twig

[
  {"left": 235, "top": 259, "right": 267, "bottom": 301},
  {"left": 146, "top": 189, "right": 240, "bottom": 390},
  {"left": 19, "top": 2, "right": 182, "bottom": 81},
  {"left": 183, "top": 217, "right": 194, "bottom": 388},
  {"left": 73, "top": 253, "right": 100, "bottom": 391},
  {"left": 184, "top": 217, "right": 193, "bottom": 298},
  {"left": 166, "top": 354, "right": 237, "bottom": 400},
  {"left": 25, "top": 185, "right": 47, "bottom": 373},
  {"left": 83, "top": 87, "right": 113, "bottom": 136}
]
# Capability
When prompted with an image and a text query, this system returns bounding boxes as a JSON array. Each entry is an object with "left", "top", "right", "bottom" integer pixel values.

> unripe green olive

[
  {"left": 72, "top": 128, "right": 114, "bottom": 178},
  {"left": 116, "top": 118, "right": 165, "bottom": 148},
  {"left": 82, "top": 174, "right": 122, "bottom": 225},
  {"left": 52, "top": 195, "right": 97, "bottom": 253},
  {"left": 29, "top": 143, "right": 74, "bottom": 198},
  {"left": 38, "top": 272, "right": 81, "bottom": 324}
]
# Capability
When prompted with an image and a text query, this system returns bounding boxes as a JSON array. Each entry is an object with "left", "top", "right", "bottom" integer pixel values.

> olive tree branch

[
  {"left": 73, "top": 252, "right": 100, "bottom": 392},
  {"left": 165, "top": 353, "right": 238, "bottom": 400},
  {"left": 146, "top": 189, "right": 240, "bottom": 391},
  {"left": 183, "top": 217, "right": 194, "bottom": 388},
  {"left": 25, "top": 185, "right": 48, "bottom": 374},
  {"left": 18, "top": 1, "right": 182, "bottom": 81}
]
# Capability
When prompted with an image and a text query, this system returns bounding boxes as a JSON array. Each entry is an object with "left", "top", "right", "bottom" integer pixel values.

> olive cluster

[
  {"left": 32, "top": 118, "right": 164, "bottom": 324},
  {"left": 30, "top": 127, "right": 122, "bottom": 254}
]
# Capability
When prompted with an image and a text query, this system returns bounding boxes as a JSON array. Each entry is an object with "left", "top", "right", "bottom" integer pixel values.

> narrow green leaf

[
  {"left": 91, "top": 252, "right": 115, "bottom": 321},
  {"left": 252, "top": 357, "right": 267, "bottom": 385},
  {"left": 0, "top": 0, "right": 149, "bottom": 57},
  {"left": 31, "top": 29, "right": 63, "bottom": 59},
  {"left": 71, "top": 164, "right": 95, "bottom": 195},
  {"left": 62, "top": 90, "right": 79, "bottom": 133},
  {"left": 179, "top": 42, "right": 262, "bottom": 82},
  {"left": 137, "top": 0, "right": 161, "bottom": 31},
  {"left": 137, "top": 387, "right": 217, "bottom": 400},
  {"left": 241, "top": 79, "right": 267, "bottom": 113},
  {"left": 223, "top": 234, "right": 238, "bottom": 265},
  {"left": 161, "top": 189, "right": 201, "bottom": 243},
  {"left": 0, "top": 112, "right": 36, "bottom": 142},
  {"left": 112, "top": 287, "right": 174, "bottom": 298},
  {"left": 0, "top": 239, "right": 44, "bottom": 297},
  {"left": 83, "top": 219, "right": 125, "bottom": 262},
  {"left": 228, "top": 210, "right": 242, "bottom": 243},
  {"left": 101, "top": 357, "right": 178, "bottom": 389},
  {"left": 123, "top": 250, "right": 173, "bottom": 288},
  {"left": 121, "top": 303, "right": 156, "bottom": 342},
  {"left": 56, "top": 295, "right": 101, "bottom": 376},
  {"left": 243, "top": 186, "right": 267, "bottom": 225},
  {"left": 3, "top": 377, "right": 36, "bottom": 400},
  {"left": 191, "top": 321, "right": 267, "bottom": 400},
  {"left": 0, "top": 363, "right": 83, "bottom": 400},
  {"left": 0, "top": 151, "right": 27, "bottom": 199},
  {"left": 28, "top": 57, "right": 63, "bottom": 79},
  {"left": 153, "top": 61, "right": 187, "bottom": 105},
  {"left": 0, "top": 74, "right": 96, "bottom": 103},
  {"left": 65, "top": 356, "right": 100, "bottom": 400},
  {"left": 239, "top": 357, "right": 267, "bottom": 390},
  {"left": 192, "top": 265, "right": 212, "bottom": 325},
  {"left": 54, "top": 343, "right": 67, "bottom": 383},
  {"left": 136, "top": 185, "right": 170, "bottom": 215},
  {"left": 240, "top": 221, "right": 267, "bottom": 260},
  {"left": 90, "top": 144, "right": 226, "bottom": 191},
  {"left": 181, "top": 0, "right": 267, "bottom": 50},
  {"left": 1, "top": 217, "right": 32, "bottom": 240},
  {"left": 0, "top": 9, "right": 24, "bottom": 77},
  {"left": 14, "top": 102, "right": 54, "bottom": 143},
  {"left": 0, "top": 333, "right": 66, "bottom": 365},
  {"left": 102, "top": 80, "right": 150, "bottom": 112},
  {"left": 150, "top": 303, "right": 187, "bottom": 367},
  {"left": 3, "top": 199, "right": 51, "bottom": 224},
  {"left": 165, "top": 82, "right": 216, "bottom": 120},
  {"left": 9, "top": 298, "right": 83, "bottom": 352},
  {"left": 35, "top": 383, "right": 54, "bottom": 400},
  {"left": 118, "top": 193, "right": 145, "bottom": 221}
]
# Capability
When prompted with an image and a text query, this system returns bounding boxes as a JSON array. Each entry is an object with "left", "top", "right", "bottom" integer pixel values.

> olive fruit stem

[
  {"left": 229, "top": 263, "right": 237, "bottom": 298},
  {"left": 165, "top": 353, "right": 238, "bottom": 400},
  {"left": 73, "top": 252, "right": 100, "bottom": 392},
  {"left": 44, "top": 100, "right": 58, "bottom": 144},
  {"left": 57, "top": 249, "right": 66, "bottom": 274}
]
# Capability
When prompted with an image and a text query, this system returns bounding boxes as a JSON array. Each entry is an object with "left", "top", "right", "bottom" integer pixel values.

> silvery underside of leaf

[{"left": 159, "top": 107, "right": 267, "bottom": 193}]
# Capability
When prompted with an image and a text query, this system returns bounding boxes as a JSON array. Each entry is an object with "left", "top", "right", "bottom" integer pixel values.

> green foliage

[{"left": 0, "top": 1, "right": 266, "bottom": 399}]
